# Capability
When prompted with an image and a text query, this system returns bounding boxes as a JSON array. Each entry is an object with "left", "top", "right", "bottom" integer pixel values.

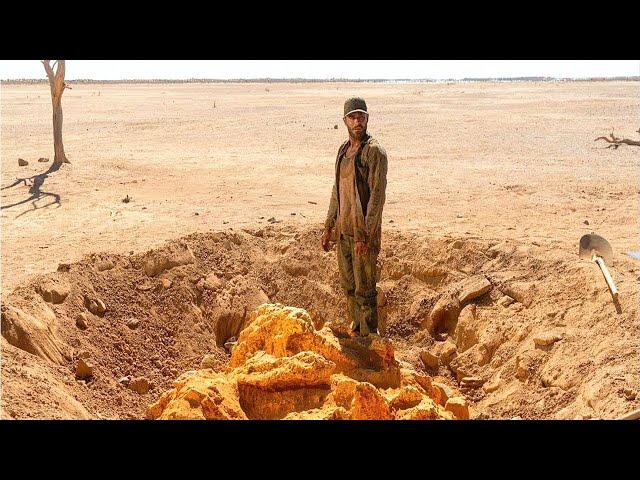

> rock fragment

[
  {"left": 76, "top": 358, "right": 94, "bottom": 379},
  {"left": 445, "top": 397, "right": 469, "bottom": 420},
  {"left": 76, "top": 313, "right": 89, "bottom": 330}
]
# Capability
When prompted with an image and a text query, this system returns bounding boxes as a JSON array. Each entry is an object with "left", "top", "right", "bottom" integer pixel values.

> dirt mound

[
  {"left": 147, "top": 303, "right": 461, "bottom": 420},
  {"left": 1, "top": 224, "right": 639, "bottom": 419}
]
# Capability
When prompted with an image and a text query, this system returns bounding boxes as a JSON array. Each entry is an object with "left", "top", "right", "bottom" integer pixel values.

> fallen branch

[{"left": 594, "top": 129, "right": 640, "bottom": 149}]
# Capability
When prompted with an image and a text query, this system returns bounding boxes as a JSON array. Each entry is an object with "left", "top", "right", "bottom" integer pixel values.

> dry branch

[{"left": 594, "top": 129, "right": 640, "bottom": 149}]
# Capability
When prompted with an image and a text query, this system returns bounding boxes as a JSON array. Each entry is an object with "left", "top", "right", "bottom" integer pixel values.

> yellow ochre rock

[{"left": 148, "top": 303, "right": 467, "bottom": 420}]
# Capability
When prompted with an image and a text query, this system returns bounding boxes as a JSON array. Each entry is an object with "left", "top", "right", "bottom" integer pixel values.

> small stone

[
  {"left": 460, "top": 376, "right": 485, "bottom": 389},
  {"left": 432, "top": 382, "right": 457, "bottom": 405},
  {"left": 95, "top": 299, "right": 106, "bottom": 315},
  {"left": 122, "top": 195, "right": 131, "bottom": 203},
  {"left": 334, "top": 124, "right": 338, "bottom": 129},
  {"left": 125, "top": 318, "right": 140, "bottom": 330},
  {"left": 118, "top": 376, "right": 131, "bottom": 385},
  {"left": 161, "top": 278, "right": 172, "bottom": 289},
  {"left": 437, "top": 339, "right": 458, "bottom": 366},
  {"left": 18, "top": 158, "right": 28, "bottom": 166},
  {"left": 38, "top": 279, "right": 70, "bottom": 304},
  {"left": 75, "top": 359, "right": 94, "bottom": 379},
  {"left": 445, "top": 397, "right": 469, "bottom": 420},
  {"left": 128, "top": 377, "right": 150, "bottom": 394},
  {"left": 457, "top": 275, "right": 492, "bottom": 304},
  {"left": 533, "top": 331, "right": 563, "bottom": 347},
  {"left": 420, "top": 350, "right": 439, "bottom": 369},
  {"left": 424, "top": 293, "right": 461, "bottom": 334},
  {"left": 583, "top": 220, "right": 589, "bottom": 225},
  {"left": 38, "top": 157, "right": 49, "bottom": 163},
  {"left": 623, "top": 388, "right": 637, "bottom": 401},
  {"left": 452, "top": 240, "right": 464, "bottom": 249},
  {"left": 76, "top": 313, "right": 89, "bottom": 330},
  {"left": 87, "top": 300, "right": 99, "bottom": 314},
  {"left": 483, "top": 378, "right": 502, "bottom": 393},
  {"left": 498, "top": 295, "right": 515, "bottom": 307}
]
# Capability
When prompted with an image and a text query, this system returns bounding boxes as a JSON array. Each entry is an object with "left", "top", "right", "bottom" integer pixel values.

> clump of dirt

[{"left": 1, "top": 224, "right": 639, "bottom": 419}]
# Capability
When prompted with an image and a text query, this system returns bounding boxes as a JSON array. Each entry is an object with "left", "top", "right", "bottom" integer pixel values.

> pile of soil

[{"left": 1, "top": 224, "right": 638, "bottom": 419}]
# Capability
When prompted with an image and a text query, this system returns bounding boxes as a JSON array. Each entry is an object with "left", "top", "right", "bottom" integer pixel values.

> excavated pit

[{"left": 1, "top": 224, "right": 639, "bottom": 420}]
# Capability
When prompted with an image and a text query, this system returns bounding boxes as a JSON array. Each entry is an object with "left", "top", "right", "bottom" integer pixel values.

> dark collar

[{"left": 340, "top": 132, "right": 371, "bottom": 158}]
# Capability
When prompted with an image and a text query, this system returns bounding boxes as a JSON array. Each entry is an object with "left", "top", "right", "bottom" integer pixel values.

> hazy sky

[{"left": 0, "top": 60, "right": 638, "bottom": 80}]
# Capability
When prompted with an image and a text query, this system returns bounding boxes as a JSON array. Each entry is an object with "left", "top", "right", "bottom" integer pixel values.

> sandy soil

[{"left": 1, "top": 80, "right": 639, "bottom": 420}]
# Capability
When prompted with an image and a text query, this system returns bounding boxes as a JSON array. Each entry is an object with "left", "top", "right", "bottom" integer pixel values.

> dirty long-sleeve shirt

[{"left": 324, "top": 134, "right": 388, "bottom": 253}]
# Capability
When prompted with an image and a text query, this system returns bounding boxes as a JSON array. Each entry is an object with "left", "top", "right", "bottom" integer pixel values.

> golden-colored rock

[
  {"left": 396, "top": 397, "right": 453, "bottom": 420},
  {"left": 229, "top": 304, "right": 316, "bottom": 367},
  {"left": 432, "top": 381, "right": 459, "bottom": 406},
  {"left": 326, "top": 374, "right": 360, "bottom": 409},
  {"left": 420, "top": 350, "right": 439, "bottom": 369},
  {"left": 233, "top": 351, "right": 335, "bottom": 390},
  {"left": 147, "top": 370, "right": 246, "bottom": 420},
  {"left": 230, "top": 303, "right": 400, "bottom": 388},
  {"left": 386, "top": 385, "right": 424, "bottom": 411},
  {"left": 148, "top": 303, "right": 459, "bottom": 421},
  {"left": 445, "top": 396, "right": 470, "bottom": 420},
  {"left": 283, "top": 406, "right": 350, "bottom": 420},
  {"left": 351, "top": 382, "right": 393, "bottom": 420}
]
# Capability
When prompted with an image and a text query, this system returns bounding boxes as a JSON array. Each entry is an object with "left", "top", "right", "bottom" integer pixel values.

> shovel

[{"left": 579, "top": 233, "right": 620, "bottom": 311}]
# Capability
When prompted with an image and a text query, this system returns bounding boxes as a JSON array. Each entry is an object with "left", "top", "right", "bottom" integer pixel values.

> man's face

[{"left": 343, "top": 111, "right": 368, "bottom": 140}]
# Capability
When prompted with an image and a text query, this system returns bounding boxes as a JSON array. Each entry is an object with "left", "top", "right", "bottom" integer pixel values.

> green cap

[{"left": 344, "top": 97, "right": 368, "bottom": 117}]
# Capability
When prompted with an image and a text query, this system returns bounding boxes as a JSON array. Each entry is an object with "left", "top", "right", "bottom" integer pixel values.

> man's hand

[
  {"left": 355, "top": 241, "right": 369, "bottom": 256},
  {"left": 321, "top": 227, "right": 334, "bottom": 252}
]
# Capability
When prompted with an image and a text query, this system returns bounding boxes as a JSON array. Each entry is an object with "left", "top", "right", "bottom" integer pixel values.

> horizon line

[{"left": 2, "top": 76, "right": 640, "bottom": 83}]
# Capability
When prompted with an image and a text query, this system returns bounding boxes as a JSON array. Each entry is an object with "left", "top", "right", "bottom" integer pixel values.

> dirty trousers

[{"left": 337, "top": 234, "right": 378, "bottom": 331}]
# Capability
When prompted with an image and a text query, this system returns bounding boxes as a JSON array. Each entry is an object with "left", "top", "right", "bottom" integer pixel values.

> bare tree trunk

[
  {"left": 43, "top": 60, "right": 71, "bottom": 167},
  {"left": 52, "top": 95, "right": 67, "bottom": 164}
]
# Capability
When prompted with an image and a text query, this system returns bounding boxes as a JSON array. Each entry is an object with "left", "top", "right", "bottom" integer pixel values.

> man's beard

[{"left": 349, "top": 126, "right": 366, "bottom": 141}]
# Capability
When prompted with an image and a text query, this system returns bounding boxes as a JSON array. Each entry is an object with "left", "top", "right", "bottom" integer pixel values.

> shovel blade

[{"left": 579, "top": 233, "right": 614, "bottom": 264}]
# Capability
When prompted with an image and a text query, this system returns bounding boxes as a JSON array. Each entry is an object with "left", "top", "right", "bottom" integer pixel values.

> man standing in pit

[{"left": 321, "top": 97, "right": 388, "bottom": 337}]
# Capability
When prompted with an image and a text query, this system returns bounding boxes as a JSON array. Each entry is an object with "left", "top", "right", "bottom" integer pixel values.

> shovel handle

[{"left": 594, "top": 256, "right": 619, "bottom": 299}]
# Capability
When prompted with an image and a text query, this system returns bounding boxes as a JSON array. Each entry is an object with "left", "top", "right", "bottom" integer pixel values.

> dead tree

[
  {"left": 42, "top": 60, "right": 72, "bottom": 167},
  {"left": 594, "top": 129, "right": 640, "bottom": 149}
]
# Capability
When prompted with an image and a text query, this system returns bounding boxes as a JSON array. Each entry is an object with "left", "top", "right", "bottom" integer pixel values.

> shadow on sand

[{"left": 1, "top": 162, "right": 63, "bottom": 218}]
